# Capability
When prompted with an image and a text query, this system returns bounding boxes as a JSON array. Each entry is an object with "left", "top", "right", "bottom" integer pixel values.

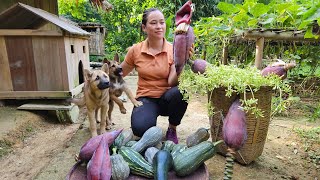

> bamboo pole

[
  {"left": 242, "top": 30, "right": 320, "bottom": 42},
  {"left": 222, "top": 45, "right": 228, "bottom": 65},
  {"left": 255, "top": 37, "right": 264, "bottom": 70}
]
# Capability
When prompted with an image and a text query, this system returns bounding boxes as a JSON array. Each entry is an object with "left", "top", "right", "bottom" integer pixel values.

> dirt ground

[{"left": 0, "top": 76, "right": 319, "bottom": 180}]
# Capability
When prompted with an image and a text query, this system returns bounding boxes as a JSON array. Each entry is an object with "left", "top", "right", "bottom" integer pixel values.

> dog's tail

[{"left": 66, "top": 97, "right": 86, "bottom": 107}]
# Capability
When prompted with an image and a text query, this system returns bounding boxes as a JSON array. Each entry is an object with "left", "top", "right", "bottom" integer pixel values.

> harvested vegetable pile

[{"left": 66, "top": 126, "right": 222, "bottom": 180}]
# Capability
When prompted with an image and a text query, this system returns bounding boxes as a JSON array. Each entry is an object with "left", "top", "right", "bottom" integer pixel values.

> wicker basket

[{"left": 208, "top": 86, "right": 272, "bottom": 165}]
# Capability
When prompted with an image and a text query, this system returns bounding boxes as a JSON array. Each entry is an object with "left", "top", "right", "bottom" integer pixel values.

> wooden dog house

[{"left": 0, "top": 3, "right": 90, "bottom": 100}]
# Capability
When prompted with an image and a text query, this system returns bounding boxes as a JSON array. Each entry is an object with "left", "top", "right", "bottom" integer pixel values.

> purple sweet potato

[
  {"left": 222, "top": 98, "right": 247, "bottom": 150},
  {"left": 79, "top": 129, "right": 122, "bottom": 162}
]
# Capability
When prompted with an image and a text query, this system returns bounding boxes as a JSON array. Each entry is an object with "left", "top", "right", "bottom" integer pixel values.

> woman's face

[{"left": 142, "top": 10, "right": 166, "bottom": 40}]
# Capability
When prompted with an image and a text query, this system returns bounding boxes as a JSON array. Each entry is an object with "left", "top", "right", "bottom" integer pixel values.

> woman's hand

[{"left": 189, "top": 43, "right": 195, "bottom": 58}]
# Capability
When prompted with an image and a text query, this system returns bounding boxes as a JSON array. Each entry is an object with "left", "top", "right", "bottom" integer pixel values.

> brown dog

[
  {"left": 70, "top": 64, "right": 111, "bottom": 137},
  {"left": 104, "top": 54, "right": 143, "bottom": 124}
]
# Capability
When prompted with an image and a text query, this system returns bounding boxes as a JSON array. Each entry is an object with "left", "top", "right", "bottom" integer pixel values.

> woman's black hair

[
  {"left": 140, "top": 8, "right": 161, "bottom": 40},
  {"left": 142, "top": 8, "right": 160, "bottom": 26}
]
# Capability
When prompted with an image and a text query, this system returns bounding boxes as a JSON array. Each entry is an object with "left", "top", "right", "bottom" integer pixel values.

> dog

[
  {"left": 103, "top": 53, "right": 143, "bottom": 124},
  {"left": 70, "top": 63, "right": 111, "bottom": 137}
]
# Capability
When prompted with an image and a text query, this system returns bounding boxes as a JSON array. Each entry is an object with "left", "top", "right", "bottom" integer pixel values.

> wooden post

[
  {"left": 202, "top": 44, "right": 207, "bottom": 60},
  {"left": 255, "top": 37, "right": 264, "bottom": 69},
  {"left": 222, "top": 45, "right": 228, "bottom": 65}
]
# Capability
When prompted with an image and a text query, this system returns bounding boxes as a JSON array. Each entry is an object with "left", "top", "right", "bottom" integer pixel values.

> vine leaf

[
  {"left": 217, "top": 2, "right": 239, "bottom": 14},
  {"left": 260, "top": 17, "right": 275, "bottom": 25},
  {"left": 248, "top": 19, "right": 258, "bottom": 27},
  {"left": 302, "top": 6, "right": 318, "bottom": 20},
  {"left": 249, "top": 3, "right": 270, "bottom": 18},
  {"left": 305, "top": 27, "right": 318, "bottom": 39},
  {"left": 233, "top": 11, "right": 249, "bottom": 23}
]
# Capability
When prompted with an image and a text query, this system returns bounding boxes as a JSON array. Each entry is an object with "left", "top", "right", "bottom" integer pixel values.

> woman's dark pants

[{"left": 131, "top": 86, "right": 188, "bottom": 137}]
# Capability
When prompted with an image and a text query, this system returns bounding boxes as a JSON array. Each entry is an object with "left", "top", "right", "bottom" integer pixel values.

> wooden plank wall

[
  {"left": 0, "top": 37, "right": 13, "bottom": 91},
  {"left": 38, "top": 22, "right": 61, "bottom": 31},
  {"left": 0, "top": 0, "right": 58, "bottom": 15},
  {"left": 5, "top": 36, "right": 37, "bottom": 91},
  {"left": 64, "top": 37, "right": 90, "bottom": 90},
  {"left": 88, "top": 30, "right": 105, "bottom": 55},
  {"left": 32, "top": 36, "right": 69, "bottom": 91}
]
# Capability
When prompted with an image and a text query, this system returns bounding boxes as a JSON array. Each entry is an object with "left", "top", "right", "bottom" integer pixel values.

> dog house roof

[{"left": 0, "top": 3, "right": 90, "bottom": 36}]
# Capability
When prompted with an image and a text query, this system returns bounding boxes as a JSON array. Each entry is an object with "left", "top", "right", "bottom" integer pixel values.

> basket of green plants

[{"left": 179, "top": 62, "right": 292, "bottom": 165}]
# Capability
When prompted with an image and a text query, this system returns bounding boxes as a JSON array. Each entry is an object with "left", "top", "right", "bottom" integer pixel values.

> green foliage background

[
  {"left": 58, "top": 0, "right": 234, "bottom": 59},
  {"left": 58, "top": 0, "right": 320, "bottom": 79}
]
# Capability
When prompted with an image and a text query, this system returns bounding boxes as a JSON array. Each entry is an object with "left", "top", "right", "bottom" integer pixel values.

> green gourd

[
  {"left": 171, "top": 144, "right": 187, "bottom": 160},
  {"left": 161, "top": 140, "right": 175, "bottom": 153},
  {"left": 144, "top": 147, "right": 159, "bottom": 164},
  {"left": 173, "top": 141, "right": 222, "bottom": 176},
  {"left": 110, "top": 148, "right": 130, "bottom": 180},
  {"left": 119, "top": 147, "right": 154, "bottom": 178},
  {"left": 113, "top": 128, "right": 133, "bottom": 149},
  {"left": 153, "top": 150, "right": 173, "bottom": 180},
  {"left": 186, "top": 127, "right": 210, "bottom": 147},
  {"left": 131, "top": 126, "right": 163, "bottom": 153},
  {"left": 125, "top": 140, "right": 137, "bottom": 147}
]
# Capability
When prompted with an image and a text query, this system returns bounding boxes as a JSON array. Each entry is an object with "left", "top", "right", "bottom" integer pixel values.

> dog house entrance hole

[{"left": 78, "top": 60, "right": 84, "bottom": 84}]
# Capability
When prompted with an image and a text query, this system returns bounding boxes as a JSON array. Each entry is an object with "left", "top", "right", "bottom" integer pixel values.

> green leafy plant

[
  {"left": 294, "top": 127, "right": 320, "bottom": 167},
  {"left": 271, "top": 96, "right": 300, "bottom": 117},
  {"left": 179, "top": 64, "right": 292, "bottom": 117},
  {"left": 309, "top": 103, "right": 320, "bottom": 122}
]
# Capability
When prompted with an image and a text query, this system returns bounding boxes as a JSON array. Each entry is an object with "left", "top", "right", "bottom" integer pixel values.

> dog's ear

[
  {"left": 101, "top": 63, "right": 109, "bottom": 74},
  {"left": 84, "top": 69, "right": 93, "bottom": 80},
  {"left": 103, "top": 58, "right": 110, "bottom": 66},
  {"left": 114, "top": 53, "right": 120, "bottom": 63}
]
